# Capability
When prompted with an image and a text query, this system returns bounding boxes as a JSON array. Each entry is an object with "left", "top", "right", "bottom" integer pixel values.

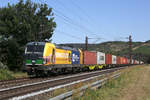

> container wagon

[{"left": 83, "top": 51, "right": 97, "bottom": 70}]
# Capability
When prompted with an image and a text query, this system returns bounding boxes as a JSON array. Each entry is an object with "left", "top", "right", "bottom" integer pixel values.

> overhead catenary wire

[
  {"left": 53, "top": 13, "right": 87, "bottom": 36},
  {"left": 69, "top": 0, "right": 96, "bottom": 26},
  {"left": 53, "top": 11, "right": 91, "bottom": 35},
  {"left": 52, "top": 0, "right": 94, "bottom": 30},
  {"left": 55, "top": 29, "right": 84, "bottom": 40},
  {"left": 40, "top": 0, "right": 100, "bottom": 37},
  {"left": 69, "top": 0, "right": 102, "bottom": 37}
]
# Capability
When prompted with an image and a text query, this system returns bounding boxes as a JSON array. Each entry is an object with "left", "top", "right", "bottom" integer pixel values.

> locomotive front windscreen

[{"left": 26, "top": 45, "right": 44, "bottom": 53}]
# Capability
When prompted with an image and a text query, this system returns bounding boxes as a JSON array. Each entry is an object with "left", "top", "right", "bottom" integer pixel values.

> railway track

[
  {"left": 0, "top": 67, "right": 125, "bottom": 100},
  {"left": 0, "top": 77, "right": 29, "bottom": 84},
  {"left": 0, "top": 78, "right": 30, "bottom": 89},
  {"left": 0, "top": 77, "right": 55, "bottom": 90}
]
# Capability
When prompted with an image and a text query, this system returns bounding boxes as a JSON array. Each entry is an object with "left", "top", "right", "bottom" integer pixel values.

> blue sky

[{"left": 0, "top": 0, "right": 150, "bottom": 44}]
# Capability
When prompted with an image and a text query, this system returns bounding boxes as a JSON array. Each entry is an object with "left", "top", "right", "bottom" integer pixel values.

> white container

[
  {"left": 136, "top": 60, "right": 139, "bottom": 64},
  {"left": 128, "top": 59, "right": 130, "bottom": 64},
  {"left": 112, "top": 55, "right": 117, "bottom": 64},
  {"left": 132, "top": 59, "right": 134, "bottom": 64},
  {"left": 97, "top": 52, "right": 105, "bottom": 64}
]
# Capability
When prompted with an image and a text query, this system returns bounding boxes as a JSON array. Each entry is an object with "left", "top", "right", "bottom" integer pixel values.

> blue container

[{"left": 71, "top": 50, "right": 80, "bottom": 64}]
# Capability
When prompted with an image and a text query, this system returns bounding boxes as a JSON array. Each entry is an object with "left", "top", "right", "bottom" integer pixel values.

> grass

[
  {"left": 0, "top": 69, "right": 27, "bottom": 80},
  {"left": 76, "top": 65, "right": 150, "bottom": 100}
]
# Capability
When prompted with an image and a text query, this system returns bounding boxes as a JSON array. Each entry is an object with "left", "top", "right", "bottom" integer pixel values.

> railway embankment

[{"left": 77, "top": 65, "right": 150, "bottom": 100}]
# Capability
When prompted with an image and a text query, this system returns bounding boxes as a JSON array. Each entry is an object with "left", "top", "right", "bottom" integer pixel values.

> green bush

[{"left": 0, "top": 69, "right": 15, "bottom": 80}]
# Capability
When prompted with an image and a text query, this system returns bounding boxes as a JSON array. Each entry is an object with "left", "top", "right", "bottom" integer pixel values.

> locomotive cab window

[{"left": 25, "top": 45, "right": 44, "bottom": 53}]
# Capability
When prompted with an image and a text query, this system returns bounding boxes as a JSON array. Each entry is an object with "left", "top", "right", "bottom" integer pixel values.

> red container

[
  {"left": 124, "top": 58, "right": 128, "bottom": 64},
  {"left": 126, "top": 58, "right": 128, "bottom": 64},
  {"left": 120, "top": 57, "right": 123, "bottom": 64},
  {"left": 117, "top": 56, "right": 121, "bottom": 64},
  {"left": 134, "top": 60, "right": 137, "bottom": 64},
  {"left": 83, "top": 51, "right": 97, "bottom": 65},
  {"left": 126, "top": 58, "right": 129, "bottom": 64},
  {"left": 120, "top": 57, "right": 125, "bottom": 64},
  {"left": 105, "top": 54, "right": 112, "bottom": 64},
  {"left": 123, "top": 57, "right": 125, "bottom": 64}
]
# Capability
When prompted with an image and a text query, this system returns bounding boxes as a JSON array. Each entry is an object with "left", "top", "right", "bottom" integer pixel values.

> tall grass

[{"left": 0, "top": 69, "right": 27, "bottom": 80}]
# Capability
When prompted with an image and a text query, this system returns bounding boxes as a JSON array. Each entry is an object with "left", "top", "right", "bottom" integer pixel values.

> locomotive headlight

[{"left": 32, "top": 60, "right": 35, "bottom": 63}]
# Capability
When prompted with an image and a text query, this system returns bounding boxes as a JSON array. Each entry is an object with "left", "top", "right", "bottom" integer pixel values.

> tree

[{"left": 0, "top": 0, "right": 56, "bottom": 70}]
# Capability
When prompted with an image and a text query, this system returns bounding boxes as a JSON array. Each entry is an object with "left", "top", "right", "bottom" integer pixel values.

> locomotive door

[{"left": 52, "top": 49, "right": 55, "bottom": 64}]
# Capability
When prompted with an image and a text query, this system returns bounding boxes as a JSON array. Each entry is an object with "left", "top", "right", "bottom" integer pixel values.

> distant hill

[{"left": 59, "top": 40, "right": 150, "bottom": 63}]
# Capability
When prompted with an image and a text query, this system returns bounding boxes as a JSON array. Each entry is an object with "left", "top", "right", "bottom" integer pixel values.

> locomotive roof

[
  {"left": 55, "top": 45, "right": 79, "bottom": 51},
  {"left": 26, "top": 42, "right": 45, "bottom": 45}
]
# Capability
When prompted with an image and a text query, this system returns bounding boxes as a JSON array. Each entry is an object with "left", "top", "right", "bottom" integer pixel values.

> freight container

[
  {"left": 124, "top": 58, "right": 127, "bottom": 64},
  {"left": 136, "top": 60, "right": 139, "bottom": 64},
  {"left": 97, "top": 52, "right": 105, "bottom": 64},
  {"left": 112, "top": 55, "right": 117, "bottom": 64},
  {"left": 125, "top": 58, "right": 128, "bottom": 64},
  {"left": 120, "top": 57, "right": 125, "bottom": 64},
  {"left": 83, "top": 51, "right": 97, "bottom": 65},
  {"left": 141, "top": 61, "right": 144, "bottom": 64},
  {"left": 117, "top": 56, "right": 121, "bottom": 64},
  {"left": 128, "top": 59, "right": 130, "bottom": 64},
  {"left": 120, "top": 57, "right": 123, "bottom": 64},
  {"left": 132, "top": 59, "right": 134, "bottom": 64},
  {"left": 123, "top": 57, "right": 126, "bottom": 64},
  {"left": 105, "top": 54, "right": 112, "bottom": 64},
  {"left": 134, "top": 60, "right": 137, "bottom": 64},
  {"left": 127, "top": 58, "right": 129, "bottom": 64}
]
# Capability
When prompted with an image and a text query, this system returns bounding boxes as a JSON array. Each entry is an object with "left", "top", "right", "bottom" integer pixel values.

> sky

[{"left": 0, "top": 0, "right": 150, "bottom": 44}]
